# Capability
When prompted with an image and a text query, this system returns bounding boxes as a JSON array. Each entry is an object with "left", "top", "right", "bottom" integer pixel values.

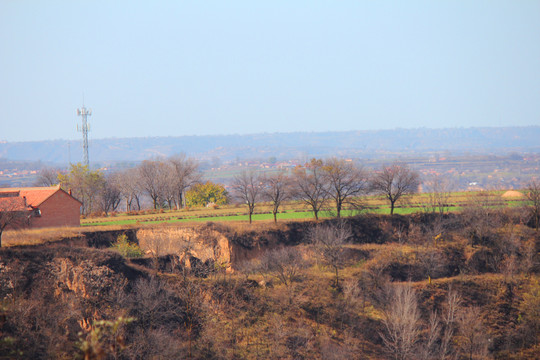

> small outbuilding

[{"left": 0, "top": 185, "right": 82, "bottom": 228}]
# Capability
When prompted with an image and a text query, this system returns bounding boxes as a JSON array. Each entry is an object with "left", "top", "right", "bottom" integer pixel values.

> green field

[{"left": 81, "top": 190, "right": 529, "bottom": 227}]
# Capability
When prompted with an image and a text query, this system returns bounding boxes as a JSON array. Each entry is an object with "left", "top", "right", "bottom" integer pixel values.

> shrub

[{"left": 111, "top": 234, "right": 144, "bottom": 258}]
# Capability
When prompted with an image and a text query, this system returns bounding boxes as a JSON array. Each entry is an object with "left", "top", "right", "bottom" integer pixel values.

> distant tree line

[
  {"left": 230, "top": 158, "right": 420, "bottom": 223},
  {"left": 34, "top": 156, "right": 425, "bottom": 218},
  {"left": 37, "top": 154, "right": 201, "bottom": 216},
  {"left": 36, "top": 155, "right": 540, "bottom": 225}
]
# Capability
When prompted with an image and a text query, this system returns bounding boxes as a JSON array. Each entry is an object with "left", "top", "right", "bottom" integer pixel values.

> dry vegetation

[{"left": 0, "top": 205, "right": 539, "bottom": 359}]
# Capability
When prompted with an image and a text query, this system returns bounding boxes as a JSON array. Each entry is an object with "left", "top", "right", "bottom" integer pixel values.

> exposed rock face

[
  {"left": 137, "top": 226, "right": 232, "bottom": 271},
  {"left": 51, "top": 257, "right": 128, "bottom": 300},
  {"left": 136, "top": 223, "right": 309, "bottom": 271},
  {"left": 0, "top": 247, "right": 143, "bottom": 301}
]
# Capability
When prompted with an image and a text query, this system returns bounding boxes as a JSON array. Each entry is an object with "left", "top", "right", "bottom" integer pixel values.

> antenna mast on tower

[{"left": 77, "top": 101, "right": 92, "bottom": 167}]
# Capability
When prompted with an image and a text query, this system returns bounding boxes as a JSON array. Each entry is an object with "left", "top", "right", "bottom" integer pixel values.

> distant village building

[{"left": 0, "top": 185, "right": 82, "bottom": 228}]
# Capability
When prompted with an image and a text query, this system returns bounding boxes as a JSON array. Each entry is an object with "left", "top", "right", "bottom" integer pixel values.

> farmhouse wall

[{"left": 31, "top": 191, "right": 81, "bottom": 228}]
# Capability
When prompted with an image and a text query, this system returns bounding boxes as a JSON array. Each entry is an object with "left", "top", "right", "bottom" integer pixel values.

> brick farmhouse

[{"left": 0, "top": 185, "right": 82, "bottom": 228}]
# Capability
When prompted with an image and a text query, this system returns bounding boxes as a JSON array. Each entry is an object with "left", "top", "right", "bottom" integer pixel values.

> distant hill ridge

[{"left": 1, "top": 126, "right": 539, "bottom": 164}]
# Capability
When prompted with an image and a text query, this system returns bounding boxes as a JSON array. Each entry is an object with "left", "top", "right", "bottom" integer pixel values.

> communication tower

[{"left": 77, "top": 103, "right": 92, "bottom": 167}]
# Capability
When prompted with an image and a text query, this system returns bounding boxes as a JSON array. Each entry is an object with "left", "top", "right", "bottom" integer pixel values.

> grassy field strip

[{"left": 81, "top": 191, "right": 529, "bottom": 227}]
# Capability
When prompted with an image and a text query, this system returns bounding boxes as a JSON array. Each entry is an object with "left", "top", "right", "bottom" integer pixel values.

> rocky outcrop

[
  {"left": 137, "top": 225, "right": 233, "bottom": 271},
  {"left": 51, "top": 257, "right": 128, "bottom": 299},
  {"left": 0, "top": 246, "right": 144, "bottom": 301}
]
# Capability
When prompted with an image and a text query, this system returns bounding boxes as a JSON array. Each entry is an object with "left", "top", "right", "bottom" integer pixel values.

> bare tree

[
  {"left": 423, "top": 173, "right": 452, "bottom": 216},
  {"left": 379, "top": 283, "right": 421, "bottom": 360},
  {"left": 176, "top": 279, "right": 204, "bottom": 358},
  {"left": 335, "top": 279, "right": 363, "bottom": 330},
  {"left": 259, "top": 246, "right": 305, "bottom": 288},
  {"left": 231, "top": 171, "right": 261, "bottom": 224},
  {"left": 261, "top": 171, "right": 292, "bottom": 223},
  {"left": 168, "top": 154, "right": 201, "bottom": 209},
  {"left": 35, "top": 167, "right": 60, "bottom": 186},
  {"left": 307, "top": 221, "right": 352, "bottom": 287},
  {"left": 526, "top": 179, "right": 540, "bottom": 231},
  {"left": 137, "top": 159, "right": 168, "bottom": 209},
  {"left": 370, "top": 163, "right": 420, "bottom": 215},
  {"left": 439, "top": 287, "right": 461, "bottom": 359},
  {"left": 117, "top": 168, "right": 142, "bottom": 211},
  {"left": 293, "top": 159, "right": 329, "bottom": 220},
  {"left": 517, "top": 278, "right": 540, "bottom": 348},
  {"left": 97, "top": 174, "right": 122, "bottom": 215},
  {"left": 161, "top": 169, "right": 176, "bottom": 210},
  {"left": 0, "top": 196, "right": 32, "bottom": 247},
  {"left": 121, "top": 277, "right": 186, "bottom": 330},
  {"left": 419, "top": 311, "right": 441, "bottom": 360},
  {"left": 322, "top": 158, "right": 368, "bottom": 218},
  {"left": 455, "top": 307, "right": 489, "bottom": 360}
]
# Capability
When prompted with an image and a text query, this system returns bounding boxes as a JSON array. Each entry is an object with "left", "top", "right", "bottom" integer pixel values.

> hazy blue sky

[{"left": 1, "top": 1, "right": 539, "bottom": 142}]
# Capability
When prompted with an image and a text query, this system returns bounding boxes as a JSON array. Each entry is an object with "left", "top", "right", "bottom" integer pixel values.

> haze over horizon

[
  {"left": 1, "top": 1, "right": 539, "bottom": 142},
  {"left": 3, "top": 125, "right": 540, "bottom": 144}
]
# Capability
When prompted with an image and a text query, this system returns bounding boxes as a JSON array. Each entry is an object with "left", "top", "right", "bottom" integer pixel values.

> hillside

[
  {"left": 1, "top": 210, "right": 539, "bottom": 359},
  {"left": 1, "top": 126, "right": 540, "bottom": 164}
]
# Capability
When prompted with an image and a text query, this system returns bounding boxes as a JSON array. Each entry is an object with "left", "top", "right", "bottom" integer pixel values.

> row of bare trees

[
  {"left": 133, "top": 155, "right": 201, "bottom": 210},
  {"left": 36, "top": 154, "right": 200, "bottom": 214},
  {"left": 231, "top": 159, "right": 421, "bottom": 223},
  {"left": 379, "top": 284, "right": 491, "bottom": 360}
]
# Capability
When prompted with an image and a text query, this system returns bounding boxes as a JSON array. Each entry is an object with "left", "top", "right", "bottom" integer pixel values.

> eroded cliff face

[
  {"left": 51, "top": 257, "right": 128, "bottom": 299},
  {"left": 0, "top": 247, "right": 144, "bottom": 301},
  {"left": 0, "top": 222, "right": 309, "bottom": 291},
  {"left": 137, "top": 226, "right": 233, "bottom": 271},
  {"left": 135, "top": 222, "right": 311, "bottom": 271}
]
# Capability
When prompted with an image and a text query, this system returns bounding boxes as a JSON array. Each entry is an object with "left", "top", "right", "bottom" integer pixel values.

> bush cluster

[{"left": 110, "top": 234, "right": 144, "bottom": 258}]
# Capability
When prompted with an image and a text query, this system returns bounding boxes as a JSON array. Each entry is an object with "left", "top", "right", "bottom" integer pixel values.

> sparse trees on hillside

[
  {"left": 370, "top": 163, "right": 420, "bottom": 215},
  {"left": 439, "top": 287, "right": 461, "bottom": 359},
  {"left": 517, "top": 278, "right": 540, "bottom": 347},
  {"left": 257, "top": 246, "right": 306, "bottom": 305},
  {"left": 259, "top": 247, "right": 305, "bottom": 288},
  {"left": 261, "top": 171, "right": 292, "bottom": 223},
  {"left": 380, "top": 283, "right": 421, "bottom": 360},
  {"left": 293, "top": 159, "right": 329, "bottom": 220},
  {"left": 307, "top": 221, "right": 352, "bottom": 288},
  {"left": 455, "top": 307, "right": 489, "bottom": 360},
  {"left": 231, "top": 171, "right": 261, "bottom": 224},
  {"left": 322, "top": 158, "right": 368, "bottom": 218}
]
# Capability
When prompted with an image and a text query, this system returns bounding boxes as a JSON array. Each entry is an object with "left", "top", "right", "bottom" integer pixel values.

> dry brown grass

[
  {"left": 216, "top": 219, "right": 307, "bottom": 234},
  {"left": 2, "top": 227, "right": 83, "bottom": 247},
  {"left": 2, "top": 218, "right": 304, "bottom": 249},
  {"left": 2, "top": 223, "right": 143, "bottom": 247}
]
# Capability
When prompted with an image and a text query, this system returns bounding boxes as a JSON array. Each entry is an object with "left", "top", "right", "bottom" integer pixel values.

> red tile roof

[
  {"left": 0, "top": 185, "right": 80, "bottom": 207},
  {"left": 0, "top": 196, "right": 31, "bottom": 212}
]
